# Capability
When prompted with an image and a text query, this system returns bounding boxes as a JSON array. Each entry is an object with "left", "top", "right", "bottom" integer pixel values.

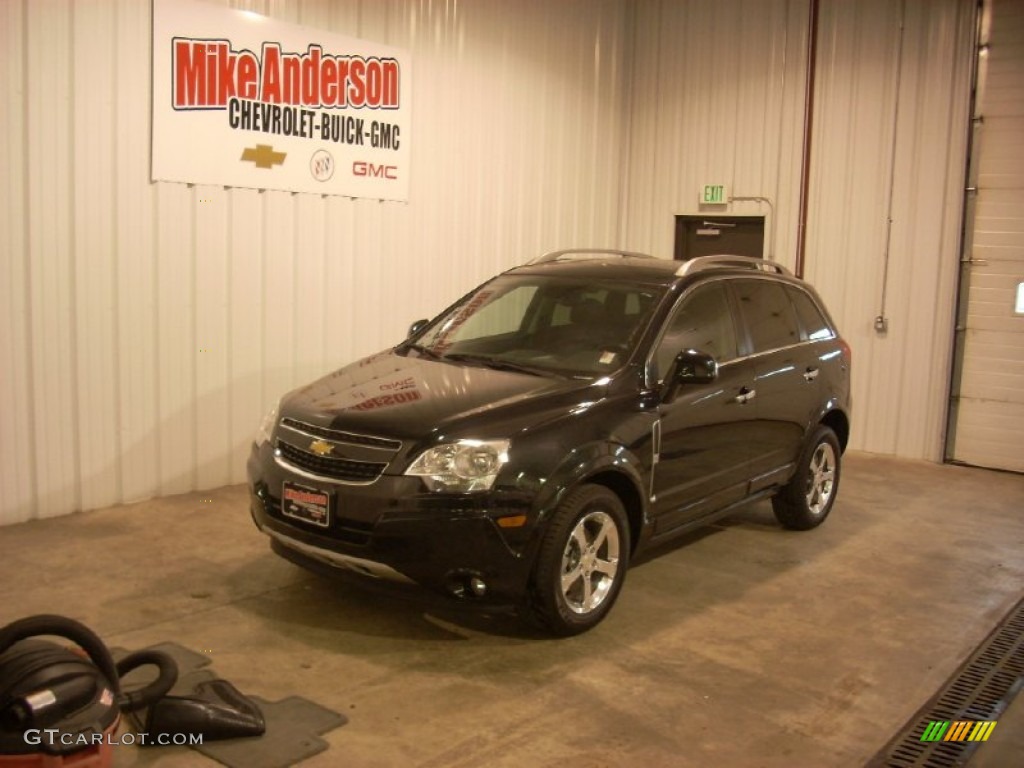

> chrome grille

[
  {"left": 276, "top": 441, "right": 387, "bottom": 483},
  {"left": 280, "top": 418, "right": 402, "bottom": 451}
]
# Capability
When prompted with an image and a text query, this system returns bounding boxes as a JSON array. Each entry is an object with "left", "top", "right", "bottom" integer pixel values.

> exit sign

[{"left": 701, "top": 184, "right": 728, "bottom": 205}]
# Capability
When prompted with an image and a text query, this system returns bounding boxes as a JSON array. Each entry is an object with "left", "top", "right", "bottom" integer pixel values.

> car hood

[{"left": 280, "top": 349, "right": 598, "bottom": 442}]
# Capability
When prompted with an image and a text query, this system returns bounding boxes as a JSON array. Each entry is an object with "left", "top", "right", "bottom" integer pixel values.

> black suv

[{"left": 247, "top": 251, "right": 851, "bottom": 635}]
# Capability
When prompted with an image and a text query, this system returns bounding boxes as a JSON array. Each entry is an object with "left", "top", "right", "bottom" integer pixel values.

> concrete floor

[{"left": 1, "top": 452, "right": 1022, "bottom": 767}]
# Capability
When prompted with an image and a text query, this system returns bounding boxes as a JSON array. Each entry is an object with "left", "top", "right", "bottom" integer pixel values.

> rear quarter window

[{"left": 786, "top": 286, "right": 835, "bottom": 341}]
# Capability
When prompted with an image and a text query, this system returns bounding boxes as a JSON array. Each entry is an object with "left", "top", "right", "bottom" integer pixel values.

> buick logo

[
  {"left": 310, "top": 150, "right": 334, "bottom": 182},
  {"left": 309, "top": 439, "right": 334, "bottom": 456}
]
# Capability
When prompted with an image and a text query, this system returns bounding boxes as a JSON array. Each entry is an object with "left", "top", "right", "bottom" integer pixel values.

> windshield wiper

[
  {"left": 441, "top": 353, "right": 552, "bottom": 377},
  {"left": 399, "top": 342, "right": 441, "bottom": 360}
]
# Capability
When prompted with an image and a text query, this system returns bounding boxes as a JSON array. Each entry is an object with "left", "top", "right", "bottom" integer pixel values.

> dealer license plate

[{"left": 281, "top": 481, "right": 331, "bottom": 527}]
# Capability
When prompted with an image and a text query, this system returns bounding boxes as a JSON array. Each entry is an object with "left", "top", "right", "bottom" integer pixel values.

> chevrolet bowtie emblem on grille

[
  {"left": 309, "top": 439, "right": 334, "bottom": 456},
  {"left": 241, "top": 144, "right": 286, "bottom": 169}
]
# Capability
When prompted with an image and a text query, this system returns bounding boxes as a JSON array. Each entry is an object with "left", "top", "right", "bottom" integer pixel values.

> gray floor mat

[
  {"left": 114, "top": 642, "right": 348, "bottom": 768},
  {"left": 195, "top": 695, "right": 347, "bottom": 768}
]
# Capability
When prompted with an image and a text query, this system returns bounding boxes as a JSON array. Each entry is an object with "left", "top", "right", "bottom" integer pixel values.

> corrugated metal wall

[
  {"left": 0, "top": 0, "right": 980, "bottom": 525},
  {"left": 0, "top": 0, "right": 630, "bottom": 524},
  {"left": 624, "top": 0, "right": 976, "bottom": 460},
  {"left": 804, "top": 0, "right": 974, "bottom": 460},
  {"left": 622, "top": 0, "right": 811, "bottom": 262}
]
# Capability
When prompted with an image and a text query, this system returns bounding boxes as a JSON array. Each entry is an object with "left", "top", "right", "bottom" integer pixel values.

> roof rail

[
  {"left": 530, "top": 248, "right": 655, "bottom": 265},
  {"left": 675, "top": 254, "right": 792, "bottom": 278}
]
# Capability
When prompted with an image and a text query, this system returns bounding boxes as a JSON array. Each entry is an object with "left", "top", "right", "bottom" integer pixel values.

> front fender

[{"left": 531, "top": 440, "right": 650, "bottom": 526}]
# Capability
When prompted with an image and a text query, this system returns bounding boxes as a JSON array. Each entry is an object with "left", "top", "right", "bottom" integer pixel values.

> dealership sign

[{"left": 152, "top": 0, "right": 411, "bottom": 201}]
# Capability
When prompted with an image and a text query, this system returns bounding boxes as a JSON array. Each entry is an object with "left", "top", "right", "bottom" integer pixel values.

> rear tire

[
  {"left": 529, "top": 485, "right": 630, "bottom": 636},
  {"left": 772, "top": 425, "right": 841, "bottom": 531}
]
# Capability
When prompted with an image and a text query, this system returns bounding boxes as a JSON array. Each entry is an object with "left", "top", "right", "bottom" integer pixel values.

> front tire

[
  {"left": 772, "top": 425, "right": 841, "bottom": 530},
  {"left": 529, "top": 485, "right": 630, "bottom": 636}
]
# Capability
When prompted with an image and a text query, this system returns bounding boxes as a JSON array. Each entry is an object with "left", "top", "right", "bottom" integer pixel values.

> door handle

[
  {"left": 803, "top": 368, "right": 819, "bottom": 382},
  {"left": 734, "top": 387, "right": 756, "bottom": 404}
]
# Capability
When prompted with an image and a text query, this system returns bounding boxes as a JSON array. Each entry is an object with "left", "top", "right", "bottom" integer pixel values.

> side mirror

[
  {"left": 407, "top": 319, "right": 429, "bottom": 338},
  {"left": 661, "top": 349, "right": 718, "bottom": 404}
]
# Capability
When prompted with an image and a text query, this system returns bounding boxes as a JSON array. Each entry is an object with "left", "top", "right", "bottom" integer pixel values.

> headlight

[
  {"left": 256, "top": 403, "right": 279, "bottom": 446},
  {"left": 405, "top": 439, "right": 510, "bottom": 492}
]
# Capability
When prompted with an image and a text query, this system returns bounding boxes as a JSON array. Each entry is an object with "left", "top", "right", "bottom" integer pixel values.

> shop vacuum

[{"left": 0, "top": 615, "right": 264, "bottom": 767}]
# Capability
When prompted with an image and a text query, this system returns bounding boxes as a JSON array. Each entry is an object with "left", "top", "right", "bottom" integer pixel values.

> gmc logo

[{"left": 352, "top": 162, "right": 398, "bottom": 180}]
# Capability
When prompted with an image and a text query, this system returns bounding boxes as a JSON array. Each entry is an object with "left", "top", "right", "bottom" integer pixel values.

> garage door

[{"left": 949, "top": 0, "right": 1024, "bottom": 473}]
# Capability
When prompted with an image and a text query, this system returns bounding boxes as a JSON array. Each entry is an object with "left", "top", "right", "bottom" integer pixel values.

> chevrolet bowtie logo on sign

[
  {"left": 920, "top": 720, "right": 997, "bottom": 742},
  {"left": 241, "top": 144, "right": 286, "bottom": 169},
  {"left": 309, "top": 440, "right": 334, "bottom": 457}
]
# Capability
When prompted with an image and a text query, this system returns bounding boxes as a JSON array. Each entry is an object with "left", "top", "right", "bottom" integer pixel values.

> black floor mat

[{"left": 114, "top": 642, "right": 348, "bottom": 768}]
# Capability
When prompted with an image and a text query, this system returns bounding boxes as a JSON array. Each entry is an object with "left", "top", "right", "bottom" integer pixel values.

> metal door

[
  {"left": 947, "top": 0, "right": 1024, "bottom": 473},
  {"left": 674, "top": 215, "right": 765, "bottom": 261}
]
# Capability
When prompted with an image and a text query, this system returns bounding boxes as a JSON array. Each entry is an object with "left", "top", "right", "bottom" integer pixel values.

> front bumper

[{"left": 247, "top": 442, "right": 536, "bottom": 605}]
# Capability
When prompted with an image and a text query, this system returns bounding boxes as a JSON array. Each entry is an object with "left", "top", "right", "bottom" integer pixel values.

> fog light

[{"left": 469, "top": 577, "right": 487, "bottom": 597}]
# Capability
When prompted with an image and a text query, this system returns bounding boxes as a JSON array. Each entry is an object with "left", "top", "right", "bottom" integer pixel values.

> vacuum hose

[
  {"left": 0, "top": 614, "right": 178, "bottom": 715},
  {"left": 116, "top": 650, "right": 178, "bottom": 712}
]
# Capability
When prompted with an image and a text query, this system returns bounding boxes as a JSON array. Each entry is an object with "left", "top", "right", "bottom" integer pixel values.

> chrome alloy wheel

[
  {"left": 805, "top": 441, "right": 837, "bottom": 515},
  {"left": 560, "top": 510, "right": 621, "bottom": 615}
]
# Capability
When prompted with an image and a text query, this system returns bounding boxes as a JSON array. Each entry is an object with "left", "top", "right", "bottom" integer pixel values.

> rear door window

[{"left": 733, "top": 280, "right": 801, "bottom": 354}]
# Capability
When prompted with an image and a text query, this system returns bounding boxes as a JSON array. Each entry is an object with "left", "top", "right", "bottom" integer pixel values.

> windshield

[{"left": 407, "top": 275, "right": 664, "bottom": 377}]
